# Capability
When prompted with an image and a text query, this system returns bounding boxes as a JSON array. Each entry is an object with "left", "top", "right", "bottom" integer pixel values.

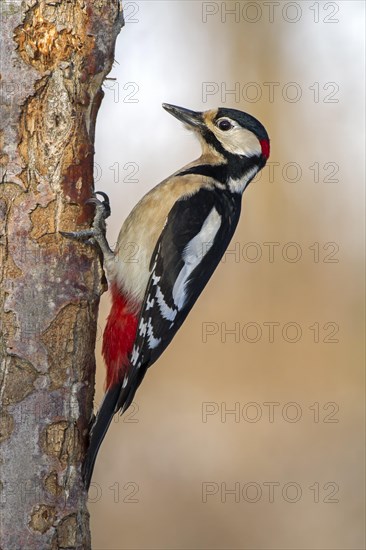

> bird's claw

[
  {"left": 60, "top": 191, "right": 111, "bottom": 246},
  {"left": 60, "top": 229, "right": 95, "bottom": 245},
  {"left": 86, "top": 191, "right": 111, "bottom": 220}
]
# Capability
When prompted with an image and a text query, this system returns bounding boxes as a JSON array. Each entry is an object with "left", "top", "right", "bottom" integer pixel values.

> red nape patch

[
  {"left": 102, "top": 284, "right": 138, "bottom": 389},
  {"left": 260, "top": 139, "right": 270, "bottom": 159}
]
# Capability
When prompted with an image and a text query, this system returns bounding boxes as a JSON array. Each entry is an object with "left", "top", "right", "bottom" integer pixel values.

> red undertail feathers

[{"left": 102, "top": 283, "right": 138, "bottom": 389}]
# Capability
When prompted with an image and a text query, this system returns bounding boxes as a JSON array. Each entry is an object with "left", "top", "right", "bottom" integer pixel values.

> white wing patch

[
  {"left": 228, "top": 166, "right": 258, "bottom": 194},
  {"left": 173, "top": 207, "right": 222, "bottom": 310},
  {"left": 132, "top": 312, "right": 162, "bottom": 367},
  {"left": 136, "top": 316, "right": 161, "bottom": 350},
  {"left": 145, "top": 295, "right": 155, "bottom": 310},
  {"left": 156, "top": 285, "right": 177, "bottom": 321},
  {"left": 130, "top": 344, "right": 141, "bottom": 367},
  {"left": 146, "top": 318, "right": 161, "bottom": 349}
]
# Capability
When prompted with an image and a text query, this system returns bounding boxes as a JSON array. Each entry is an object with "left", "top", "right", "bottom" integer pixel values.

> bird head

[{"left": 162, "top": 103, "right": 270, "bottom": 163}]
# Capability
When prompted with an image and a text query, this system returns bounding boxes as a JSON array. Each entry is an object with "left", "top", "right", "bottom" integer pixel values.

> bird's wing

[{"left": 115, "top": 186, "right": 242, "bottom": 412}]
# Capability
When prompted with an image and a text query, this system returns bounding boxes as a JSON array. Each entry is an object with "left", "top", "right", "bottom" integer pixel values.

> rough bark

[{"left": 0, "top": 1, "right": 123, "bottom": 548}]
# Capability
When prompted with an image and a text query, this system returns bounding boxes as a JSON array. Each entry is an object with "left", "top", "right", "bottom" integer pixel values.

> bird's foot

[{"left": 61, "top": 192, "right": 112, "bottom": 251}]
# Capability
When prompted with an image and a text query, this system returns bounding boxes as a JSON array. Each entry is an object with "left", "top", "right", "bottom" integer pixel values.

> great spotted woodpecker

[{"left": 67, "top": 104, "right": 270, "bottom": 488}]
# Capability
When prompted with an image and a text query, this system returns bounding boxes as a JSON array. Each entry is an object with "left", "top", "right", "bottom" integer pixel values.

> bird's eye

[{"left": 217, "top": 119, "right": 233, "bottom": 131}]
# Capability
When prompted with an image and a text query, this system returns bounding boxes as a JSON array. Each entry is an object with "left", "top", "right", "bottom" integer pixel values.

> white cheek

[{"left": 216, "top": 128, "right": 262, "bottom": 157}]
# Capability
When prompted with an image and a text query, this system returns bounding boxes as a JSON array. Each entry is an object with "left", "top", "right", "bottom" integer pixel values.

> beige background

[{"left": 89, "top": 1, "right": 365, "bottom": 549}]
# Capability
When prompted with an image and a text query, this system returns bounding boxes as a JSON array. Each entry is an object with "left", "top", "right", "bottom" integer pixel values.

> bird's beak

[{"left": 162, "top": 103, "right": 204, "bottom": 129}]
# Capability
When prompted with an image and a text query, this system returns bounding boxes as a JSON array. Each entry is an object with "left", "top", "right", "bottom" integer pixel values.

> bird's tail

[{"left": 82, "top": 383, "right": 121, "bottom": 490}]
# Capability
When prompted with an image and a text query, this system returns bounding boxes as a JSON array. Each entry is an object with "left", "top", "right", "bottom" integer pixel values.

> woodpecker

[{"left": 67, "top": 104, "right": 270, "bottom": 488}]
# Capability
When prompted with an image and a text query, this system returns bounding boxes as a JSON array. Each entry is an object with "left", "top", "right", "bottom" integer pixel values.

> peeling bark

[{"left": 0, "top": 1, "right": 124, "bottom": 548}]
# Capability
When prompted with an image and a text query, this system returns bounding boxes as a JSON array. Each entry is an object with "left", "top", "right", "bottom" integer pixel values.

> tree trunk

[{"left": 0, "top": 1, "right": 123, "bottom": 548}]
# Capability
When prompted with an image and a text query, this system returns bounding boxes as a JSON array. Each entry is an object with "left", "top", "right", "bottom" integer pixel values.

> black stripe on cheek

[{"left": 177, "top": 155, "right": 261, "bottom": 184}]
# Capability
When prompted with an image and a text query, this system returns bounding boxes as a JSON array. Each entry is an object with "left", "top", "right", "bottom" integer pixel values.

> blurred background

[{"left": 89, "top": 1, "right": 365, "bottom": 548}]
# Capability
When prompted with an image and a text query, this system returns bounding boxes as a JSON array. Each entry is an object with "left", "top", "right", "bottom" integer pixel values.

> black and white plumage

[
  {"left": 76, "top": 104, "right": 270, "bottom": 488},
  {"left": 117, "top": 187, "right": 242, "bottom": 414}
]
